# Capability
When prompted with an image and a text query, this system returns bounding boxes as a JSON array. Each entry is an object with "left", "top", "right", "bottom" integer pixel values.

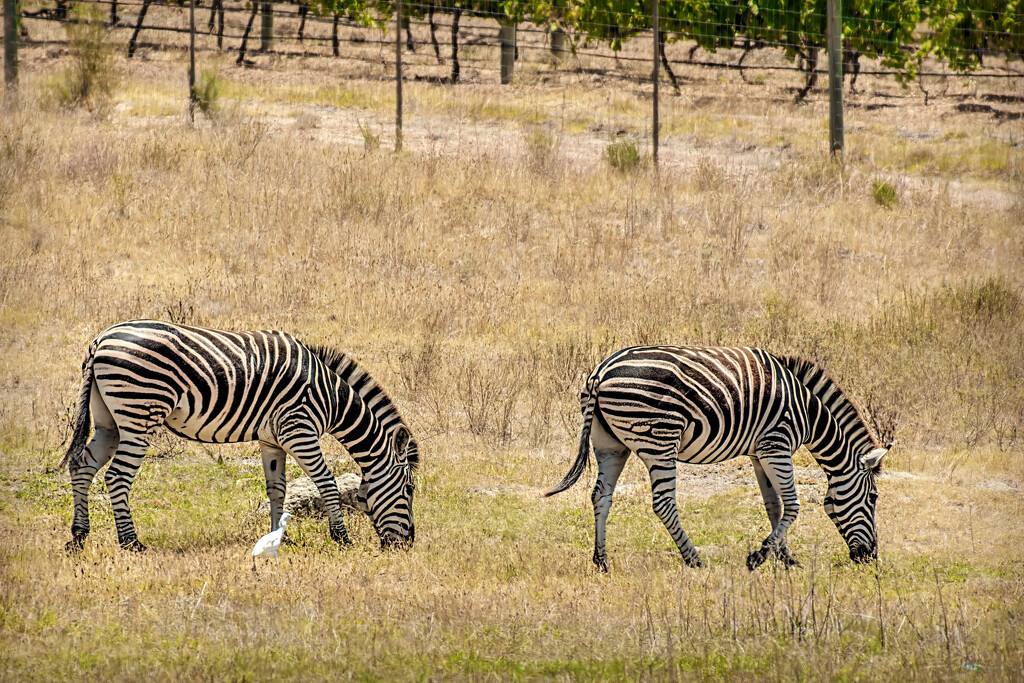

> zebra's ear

[
  {"left": 861, "top": 447, "right": 888, "bottom": 472},
  {"left": 393, "top": 426, "right": 411, "bottom": 461}
]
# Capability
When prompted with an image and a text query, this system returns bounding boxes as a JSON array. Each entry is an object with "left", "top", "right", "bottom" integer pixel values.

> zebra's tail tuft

[
  {"left": 545, "top": 372, "right": 600, "bottom": 497},
  {"left": 58, "top": 343, "right": 97, "bottom": 473}
]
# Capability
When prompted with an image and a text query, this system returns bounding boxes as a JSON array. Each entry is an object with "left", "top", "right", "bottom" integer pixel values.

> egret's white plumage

[{"left": 252, "top": 512, "right": 291, "bottom": 565}]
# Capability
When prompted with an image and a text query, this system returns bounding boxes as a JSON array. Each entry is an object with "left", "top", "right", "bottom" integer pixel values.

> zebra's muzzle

[
  {"left": 379, "top": 524, "right": 414, "bottom": 551},
  {"left": 849, "top": 544, "right": 877, "bottom": 563}
]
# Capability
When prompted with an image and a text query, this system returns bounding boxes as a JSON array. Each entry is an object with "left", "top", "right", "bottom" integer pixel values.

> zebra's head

[
  {"left": 356, "top": 425, "right": 418, "bottom": 550},
  {"left": 823, "top": 445, "right": 888, "bottom": 563}
]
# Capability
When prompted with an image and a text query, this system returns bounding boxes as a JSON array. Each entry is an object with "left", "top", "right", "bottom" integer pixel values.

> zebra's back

[
  {"left": 92, "top": 320, "right": 315, "bottom": 444},
  {"left": 592, "top": 346, "right": 804, "bottom": 464}
]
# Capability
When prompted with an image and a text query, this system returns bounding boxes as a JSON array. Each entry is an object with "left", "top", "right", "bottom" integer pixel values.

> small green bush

[
  {"left": 941, "top": 277, "right": 1021, "bottom": 324},
  {"left": 46, "top": 4, "right": 117, "bottom": 111},
  {"left": 358, "top": 120, "right": 380, "bottom": 153},
  {"left": 872, "top": 180, "right": 899, "bottom": 208},
  {"left": 605, "top": 138, "right": 641, "bottom": 173},
  {"left": 192, "top": 68, "right": 222, "bottom": 118}
]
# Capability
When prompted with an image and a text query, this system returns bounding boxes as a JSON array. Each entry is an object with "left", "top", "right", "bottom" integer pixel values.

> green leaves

[
  {"left": 555, "top": 0, "right": 1016, "bottom": 78},
  {"left": 295, "top": 0, "right": 1015, "bottom": 80}
]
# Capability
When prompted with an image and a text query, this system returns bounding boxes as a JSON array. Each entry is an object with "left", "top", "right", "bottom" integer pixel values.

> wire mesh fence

[
  {"left": 15, "top": 0, "right": 1023, "bottom": 80},
  {"left": 5, "top": 0, "right": 1023, "bottom": 155}
]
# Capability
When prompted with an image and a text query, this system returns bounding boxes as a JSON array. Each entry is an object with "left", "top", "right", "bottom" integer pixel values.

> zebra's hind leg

[
  {"left": 640, "top": 452, "right": 704, "bottom": 568},
  {"left": 104, "top": 434, "right": 153, "bottom": 551},
  {"left": 278, "top": 430, "right": 351, "bottom": 547},
  {"left": 67, "top": 388, "right": 119, "bottom": 551},
  {"left": 591, "top": 447, "right": 629, "bottom": 573},
  {"left": 747, "top": 451, "right": 799, "bottom": 571},
  {"left": 259, "top": 441, "right": 287, "bottom": 532},
  {"left": 751, "top": 457, "right": 799, "bottom": 568}
]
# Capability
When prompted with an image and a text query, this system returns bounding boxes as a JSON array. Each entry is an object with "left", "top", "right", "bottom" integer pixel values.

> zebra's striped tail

[
  {"left": 58, "top": 343, "right": 97, "bottom": 472},
  {"left": 545, "top": 372, "right": 600, "bottom": 497}
]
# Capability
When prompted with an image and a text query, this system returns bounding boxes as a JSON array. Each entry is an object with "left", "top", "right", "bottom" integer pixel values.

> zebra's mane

[
  {"left": 306, "top": 344, "right": 419, "bottom": 470},
  {"left": 780, "top": 355, "right": 880, "bottom": 455}
]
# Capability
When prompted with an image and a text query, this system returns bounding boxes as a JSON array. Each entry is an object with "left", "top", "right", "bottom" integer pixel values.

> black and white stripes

[
  {"left": 60, "top": 320, "right": 417, "bottom": 552},
  {"left": 546, "top": 346, "right": 888, "bottom": 571}
]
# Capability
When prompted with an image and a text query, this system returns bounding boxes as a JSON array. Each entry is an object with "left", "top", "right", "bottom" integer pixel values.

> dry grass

[{"left": 1, "top": 36, "right": 1023, "bottom": 680}]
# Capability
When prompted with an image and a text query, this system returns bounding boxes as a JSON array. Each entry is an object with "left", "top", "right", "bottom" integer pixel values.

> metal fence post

[
  {"left": 827, "top": 0, "right": 844, "bottom": 156},
  {"left": 395, "top": 0, "right": 403, "bottom": 152},
  {"left": 188, "top": 0, "right": 196, "bottom": 122},
  {"left": 652, "top": 0, "right": 659, "bottom": 168},
  {"left": 4, "top": 0, "right": 18, "bottom": 95}
]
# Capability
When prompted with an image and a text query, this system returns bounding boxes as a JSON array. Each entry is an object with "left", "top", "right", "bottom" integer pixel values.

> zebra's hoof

[
  {"left": 746, "top": 549, "right": 768, "bottom": 571},
  {"left": 331, "top": 533, "right": 353, "bottom": 548},
  {"left": 65, "top": 536, "right": 86, "bottom": 553},
  {"left": 593, "top": 553, "right": 609, "bottom": 573},
  {"left": 779, "top": 554, "right": 801, "bottom": 569},
  {"left": 120, "top": 538, "right": 147, "bottom": 553},
  {"left": 685, "top": 556, "right": 706, "bottom": 569}
]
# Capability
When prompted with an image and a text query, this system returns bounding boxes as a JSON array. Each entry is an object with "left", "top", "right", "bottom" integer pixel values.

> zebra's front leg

[
  {"left": 259, "top": 441, "right": 288, "bottom": 532},
  {"left": 747, "top": 452, "right": 800, "bottom": 570},
  {"left": 279, "top": 431, "right": 351, "bottom": 546},
  {"left": 104, "top": 434, "right": 151, "bottom": 551},
  {"left": 751, "top": 457, "right": 799, "bottom": 567},
  {"left": 641, "top": 454, "right": 704, "bottom": 568},
  {"left": 591, "top": 448, "right": 629, "bottom": 573},
  {"left": 67, "top": 425, "right": 119, "bottom": 551}
]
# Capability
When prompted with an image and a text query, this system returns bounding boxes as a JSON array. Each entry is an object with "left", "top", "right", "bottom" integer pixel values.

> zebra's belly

[
  {"left": 677, "top": 435, "right": 753, "bottom": 464},
  {"left": 164, "top": 404, "right": 261, "bottom": 444},
  {"left": 603, "top": 411, "right": 756, "bottom": 464}
]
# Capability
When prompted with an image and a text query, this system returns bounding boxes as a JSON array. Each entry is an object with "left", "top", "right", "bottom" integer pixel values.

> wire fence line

[
  {"left": 4, "top": 0, "right": 1022, "bottom": 156},
  {"left": 16, "top": 0, "right": 1023, "bottom": 80},
  {"left": 15, "top": 0, "right": 1024, "bottom": 71}
]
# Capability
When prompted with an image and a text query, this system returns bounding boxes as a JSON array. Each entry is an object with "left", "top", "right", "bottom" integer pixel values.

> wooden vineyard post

[
  {"left": 188, "top": 0, "right": 196, "bottom": 122},
  {"left": 395, "top": 0, "right": 403, "bottom": 152},
  {"left": 827, "top": 0, "right": 844, "bottom": 156},
  {"left": 260, "top": 2, "right": 273, "bottom": 52},
  {"left": 499, "top": 23, "right": 515, "bottom": 84},
  {"left": 652, "top": 0, "right": 659, "bottom": 168},
  {"left": 551, "top": 25, "right": 565, "bottom": 56},
  {"left": 3, "top": 0, "right": 16, "bottom": 98}
]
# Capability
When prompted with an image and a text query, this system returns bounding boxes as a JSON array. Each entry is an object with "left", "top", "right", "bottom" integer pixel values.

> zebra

[
  {"left": 546, "top": 346, "right": 890, "bottom": 572},
  {"left": 59, "top": 320, "right": 418, "bottom": 552}
]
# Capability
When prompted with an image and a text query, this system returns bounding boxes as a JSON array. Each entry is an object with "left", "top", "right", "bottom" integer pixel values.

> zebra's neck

[
  {"left": 306, "top": 344, "right": 409, "bottom": 436},
  {"left": 782, "top": 356, "right": 879, "bottom": 478},
  {"left": 801, "top": 392, "right": 862, "bottom": 477},
  {"left": 308, "top": 343, "right": 418, "bottom": 472},
  {"left": 327, "top": 374, "right": 392, "bottom": 471}
]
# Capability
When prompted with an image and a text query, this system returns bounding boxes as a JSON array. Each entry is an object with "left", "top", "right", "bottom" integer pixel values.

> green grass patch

[{"left": 872, "top": 179, "right": 899, "bottom": 207}]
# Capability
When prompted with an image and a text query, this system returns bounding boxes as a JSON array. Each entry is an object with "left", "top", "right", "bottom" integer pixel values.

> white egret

[{"left": 251, "top": 512, "right": 291, "bottom": 573}]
